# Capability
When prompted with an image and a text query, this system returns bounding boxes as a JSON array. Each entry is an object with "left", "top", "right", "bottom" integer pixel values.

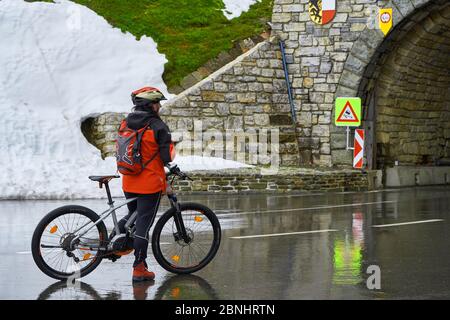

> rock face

[{"left": 86, "top": 0, "right": 450, "bottom": 170}]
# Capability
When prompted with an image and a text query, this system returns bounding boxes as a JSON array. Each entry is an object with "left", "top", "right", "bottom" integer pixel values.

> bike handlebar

[{"left": 166, "top": 170, "right": 193, "bottom": 181}]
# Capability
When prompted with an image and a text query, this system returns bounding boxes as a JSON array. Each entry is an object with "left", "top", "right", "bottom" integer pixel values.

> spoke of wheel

[
  {"left": 67, "top": 215, "right": 74, "bottom": 236},
  {"left": 64, "top": 255, "right": 70, "bottom": 274},
  {"left": 74, "top": 213, "right": 82, "bottom": 233},
  {"left": 191, "top": 217, "right": 210, "bottom": 233},
  {"left": 56, "top": 217, "right": 67, "bottom": 236},
  {"left": 178, "top": 246, "right": 185, "bottom": 267},
  {"left": 42, "top": 233, "right": 62, "bottom": 238},
  {"left": 191, "top": 242, "right": 208, "bottom": 262},
  {"left": 62, "top": 214, "right": 69, "bottom": 234},
  {"left": 43, "top": 249, "right": 63, "bottom": 264},
  {"left": 187, "top": 245, "right": 193, "bottom": 267},
  {"left": 55, "top": 251, "right": 64, "bottom": 272},
  {"left": 48, "top": 219, "right": 64, "bottom": 238},
  {"left": 188, "top": 244, "right": 203, "bottom": 265}
]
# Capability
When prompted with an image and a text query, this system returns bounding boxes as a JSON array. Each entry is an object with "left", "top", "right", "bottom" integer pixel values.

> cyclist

[{"left": 117, "top": 87, "right": 180, "bottom": 282}]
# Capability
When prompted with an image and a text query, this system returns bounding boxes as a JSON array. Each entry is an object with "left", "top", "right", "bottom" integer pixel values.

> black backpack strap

[
  {"left": 142, "top": 151, "right": 159, "bottom": 168},
  {"left": 132, "top": 122, "right": 152, "bottom": 157},
  {"left": 133, "top": 120, "right": 160, "bottom": 168}
]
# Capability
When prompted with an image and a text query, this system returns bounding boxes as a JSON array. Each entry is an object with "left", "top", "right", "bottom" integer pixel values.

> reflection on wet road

[{"left": 1, "top": 186, "right": 450, "bottom": 299}]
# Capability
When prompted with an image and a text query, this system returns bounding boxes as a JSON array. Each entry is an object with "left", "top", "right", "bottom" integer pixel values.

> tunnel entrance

[{"left": 358, "top": 1, "right": 450, "bottom": 170}]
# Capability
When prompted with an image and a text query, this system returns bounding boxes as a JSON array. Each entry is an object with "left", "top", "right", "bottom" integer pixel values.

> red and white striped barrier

[{"left": 353, "top": 129, "right": 364, "bottom": 169}]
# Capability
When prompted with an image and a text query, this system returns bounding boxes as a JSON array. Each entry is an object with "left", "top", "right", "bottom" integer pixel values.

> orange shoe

[{"left": 132, "top": 262, "right": 155, "bottom": 282}]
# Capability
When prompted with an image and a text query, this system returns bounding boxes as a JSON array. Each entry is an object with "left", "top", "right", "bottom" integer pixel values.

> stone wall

[
  {"left": 272, "top": 0, "right": 450, "bottom": 168},
  {"left": 84, "top": 37, "right": 302, "bottom": 166},
  {"left": 170, "top": 168, "right": 372, "bottom": 193},
  {"left": 159, "top": 37, "right": 301, "bottom": 166},
  {"left": 81, "top": 113, "right": 127, "bottom": 159}
]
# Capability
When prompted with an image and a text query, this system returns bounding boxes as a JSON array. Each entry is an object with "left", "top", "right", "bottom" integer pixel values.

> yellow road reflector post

[
  {"left": 194, "top": 216, "right": 203, "bottom": 223},
  {"left": 49, "top": 225, "right": 58, "bottom": 234}
]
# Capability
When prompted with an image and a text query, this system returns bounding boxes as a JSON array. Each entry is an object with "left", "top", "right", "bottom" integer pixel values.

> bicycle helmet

[{"left": 131, "top": 87, "right": 167, "bottom": 107}]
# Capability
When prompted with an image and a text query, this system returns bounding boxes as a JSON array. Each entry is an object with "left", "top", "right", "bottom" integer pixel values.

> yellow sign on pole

[{"left": 379, "top": 8, "right": 393, "bottom": 36}]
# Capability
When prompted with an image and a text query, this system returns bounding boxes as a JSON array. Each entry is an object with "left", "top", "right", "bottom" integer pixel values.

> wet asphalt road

[{"left": 1, "top": 186, "right": 450, "bottom": 300}]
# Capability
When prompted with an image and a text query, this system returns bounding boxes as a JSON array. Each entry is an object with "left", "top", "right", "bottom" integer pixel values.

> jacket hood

[{"left": 126, "top": 110, "right": 160, "bottom": 130}]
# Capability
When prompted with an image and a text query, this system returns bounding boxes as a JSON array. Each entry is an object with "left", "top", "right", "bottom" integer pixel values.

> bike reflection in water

[
  {"left": 37, "top": 274, "right": 218, "bottom": 300},
  {"left": 37, "top": 281, "right": 121, "bottom": 300},
  {"left": 154, "top": 274, "right": 219, "bottom": 300}
]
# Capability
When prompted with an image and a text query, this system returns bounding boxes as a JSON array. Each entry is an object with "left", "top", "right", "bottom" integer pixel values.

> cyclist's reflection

[
  {"left": 133, "top": 280, "right": 155, "bottom": 300},
  {"left": 37, "top": 274, "right": 218, "bottom": 300},
  {"left": 37, "top": 281, "right": 121, "bottom": 300}
]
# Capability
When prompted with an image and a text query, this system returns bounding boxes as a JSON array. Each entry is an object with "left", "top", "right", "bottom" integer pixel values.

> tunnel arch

[{"left": 334, "top": 0, "right": 450, "bottom": 169}]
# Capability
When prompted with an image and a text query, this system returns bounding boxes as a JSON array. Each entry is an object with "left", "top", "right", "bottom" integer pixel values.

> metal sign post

[{"left": 346, "top": 126, "right": 354, "bottom": 150}]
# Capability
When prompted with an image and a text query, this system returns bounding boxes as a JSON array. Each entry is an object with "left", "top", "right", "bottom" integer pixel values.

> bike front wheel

[{"left": 152, "top": 203, "right": 221, "bottom": 274}]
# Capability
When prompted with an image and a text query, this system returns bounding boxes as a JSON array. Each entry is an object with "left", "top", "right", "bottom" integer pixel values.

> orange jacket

[{"left": 121, "top": 111, "right": 174, "bottom": 194}]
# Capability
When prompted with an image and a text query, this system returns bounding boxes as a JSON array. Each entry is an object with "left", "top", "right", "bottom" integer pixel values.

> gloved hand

[{"left": 167, "top": 163, "right": 182, "bottom": 176}]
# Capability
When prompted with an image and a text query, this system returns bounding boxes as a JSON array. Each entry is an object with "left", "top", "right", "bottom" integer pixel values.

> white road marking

[
  {"left": 218, "top": 200, "right": 396, "bottom": 217},
  {"left": 372, "top": 219, "right": 444, "bottom": 228},
  {"left": 336, "top": 189, "right": 397, "bottom": 194},
  {"left": 16, "top": 251, "right": 32, "bottom": 255},
  {"left": 230, "top": 229, "right": 338, "bottom": 239}
]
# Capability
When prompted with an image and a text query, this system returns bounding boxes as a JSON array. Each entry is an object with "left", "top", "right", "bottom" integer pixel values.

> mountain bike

[{"left": 31, "top": 171, "right": 221, "bottom": 281}]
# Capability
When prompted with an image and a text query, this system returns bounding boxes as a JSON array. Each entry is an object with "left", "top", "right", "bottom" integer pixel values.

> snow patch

[
  {"left": 1, "top": 0, "right": 170, "bottom": 199},
  {"left": 175, "top": 156, "right": 252, "bottom": 172},
  {"left": 0, "top": 0, "right": 249, "bottom": 199},
  {"left": 222, "top": 0, "right": 260, "bottom": 20}
]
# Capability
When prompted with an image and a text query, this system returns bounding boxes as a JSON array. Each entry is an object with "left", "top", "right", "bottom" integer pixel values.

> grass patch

[{"left": 33, "top": 0, "right": 273, "bottom": 88}]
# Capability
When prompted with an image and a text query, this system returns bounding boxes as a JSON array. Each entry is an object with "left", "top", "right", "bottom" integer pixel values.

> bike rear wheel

[
  {"left": 31, "top": 205, "right": 108, "bottom": 281},
  {"left": 151, "top": 203, "right": 221, "bottom": 274}
]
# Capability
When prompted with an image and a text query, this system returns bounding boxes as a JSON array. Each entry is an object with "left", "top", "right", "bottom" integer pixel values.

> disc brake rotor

[{"left": 176, "top": 229, "right": 194, "bottom": 247}]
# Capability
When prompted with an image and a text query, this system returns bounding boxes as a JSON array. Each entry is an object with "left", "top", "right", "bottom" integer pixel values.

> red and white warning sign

[
  {"left": 337, "top": 101, "right": 359, "bottom": 123},
  {"left": 353, "top": 129, "right": 364, "bottom": 169}
]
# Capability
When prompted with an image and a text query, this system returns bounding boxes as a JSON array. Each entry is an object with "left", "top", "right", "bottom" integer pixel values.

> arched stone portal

[{"left": 335, "top": 0, "right": 450, "bottom": 169}]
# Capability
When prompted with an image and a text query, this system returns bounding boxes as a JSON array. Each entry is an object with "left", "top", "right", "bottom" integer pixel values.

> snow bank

[
  {"left": 222, "top": 0, "right": 260, "bottom": 20},
  {"left": 0, "top": 0, "right": 249, "bottom": 199},
  {"left": 175, "top": 156, "right": 251, "bottom": 171}
]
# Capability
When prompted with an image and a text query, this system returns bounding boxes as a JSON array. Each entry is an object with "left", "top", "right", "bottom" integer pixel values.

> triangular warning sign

[{"left": 337, "top": 101, "right": 359, "bottom": 123}]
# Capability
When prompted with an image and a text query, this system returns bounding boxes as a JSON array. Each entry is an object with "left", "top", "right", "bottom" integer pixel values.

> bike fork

[{"left": 168, "top": 195, "right": 190, "bottom": 243}]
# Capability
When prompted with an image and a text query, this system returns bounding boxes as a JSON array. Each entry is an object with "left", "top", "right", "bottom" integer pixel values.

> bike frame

[
  {"left": 70, "top": 176, "right": 189, "bottom": 249},
  {"left": 70, "top": 197, "right": 136, "bottom": 247}
]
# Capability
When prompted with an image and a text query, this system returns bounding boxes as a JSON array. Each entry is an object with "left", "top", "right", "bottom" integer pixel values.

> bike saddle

[
  {"left": 88, "top": 175, "right": 120, "bottom": 183},
  {"left": 89, "top": 176, "right": 120, "bottom": 189}
]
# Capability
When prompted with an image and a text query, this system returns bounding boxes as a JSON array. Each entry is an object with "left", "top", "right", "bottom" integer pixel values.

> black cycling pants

[{"left": 118, "top": 191, "right": 162, "bottom": 267}]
